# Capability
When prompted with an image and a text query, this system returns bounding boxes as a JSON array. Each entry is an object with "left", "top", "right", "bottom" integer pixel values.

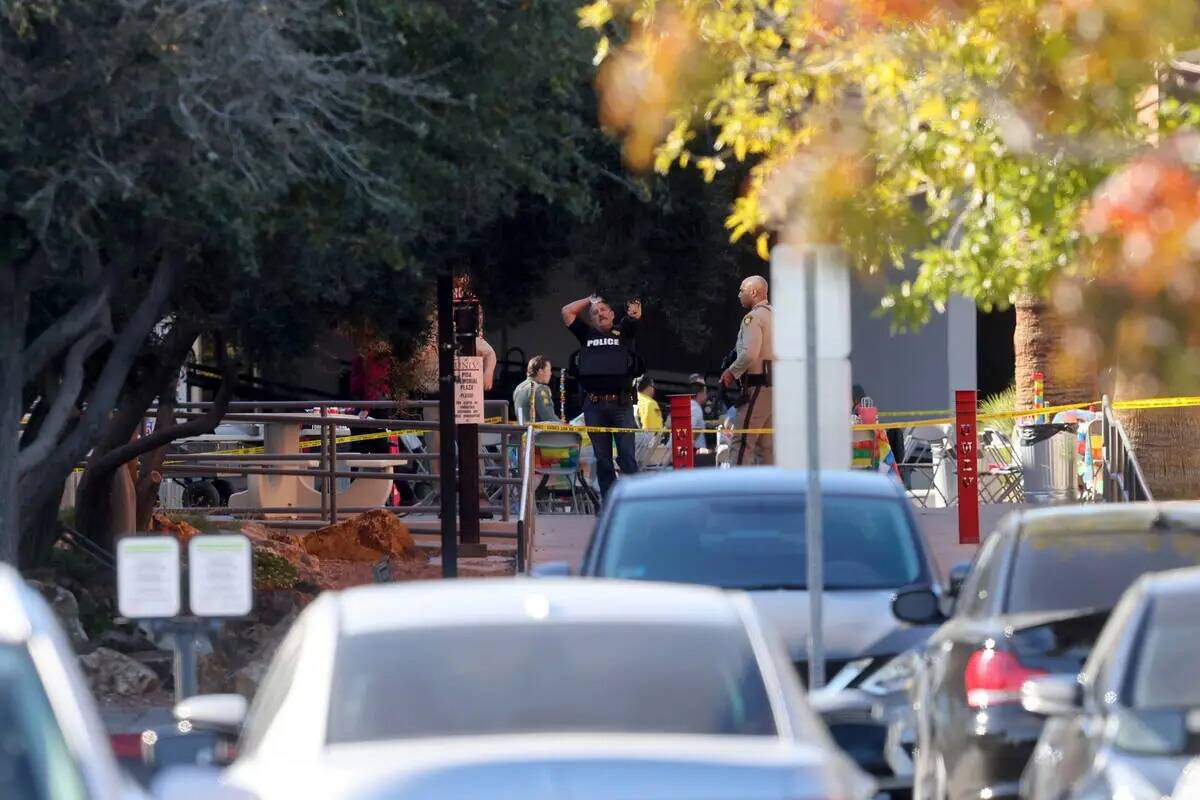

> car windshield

[
  {"left": 1006, "top": 532, "right": 1200, "bottom": 614},
  {"left": 597, "top": 495, "right": 922, "bottom": 590},
  {"left": 1130, "top": 594, "right": 1200, "bottom": 710},
  {"left": 326, "top": 622, "right": 777, "bottom": 744},
  {"left": 0, "top": 644, "right": 87, "bottom": 800}
]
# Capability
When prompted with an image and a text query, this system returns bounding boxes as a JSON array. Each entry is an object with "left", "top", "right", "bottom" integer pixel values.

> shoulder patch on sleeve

[{"left": 743, "top": 314, "right": 753, "bottom": 326}]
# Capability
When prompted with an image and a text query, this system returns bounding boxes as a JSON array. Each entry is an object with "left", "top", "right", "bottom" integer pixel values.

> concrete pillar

[{"left": 771, "top": 244, "right": 852, "bottom": 471}]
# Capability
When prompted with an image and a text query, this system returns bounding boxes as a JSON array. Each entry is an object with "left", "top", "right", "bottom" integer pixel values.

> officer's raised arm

[{"left": 561, "top": 295, "right": 599, "bottom": 326}]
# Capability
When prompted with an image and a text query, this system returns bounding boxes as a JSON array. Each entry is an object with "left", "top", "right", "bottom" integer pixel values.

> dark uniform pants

[
  {"left": 734, "top": 386, "right": 774, "bottom": 465},
  {"left": 584, "top": 399, "right": 638, "bottom": 499}
]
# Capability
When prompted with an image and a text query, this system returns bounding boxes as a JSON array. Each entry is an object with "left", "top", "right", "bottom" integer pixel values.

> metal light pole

[
  {"left": 436, "top": 273, "right": 458, "bottom": 577},
  {"left": 803, "top": 249, "right": 825, "bottom": 690},
  {"left": 772, "top": 243, "right": 852, "bottom": 691}
]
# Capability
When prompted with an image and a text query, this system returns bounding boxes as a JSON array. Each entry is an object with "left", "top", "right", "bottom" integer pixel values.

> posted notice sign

[
  {"left": 455, "top": 356, "right": 485, "bottom": 424},
  {"left": 117, "top": 537, "right": 181, "bottom": 619},
  {"left": 189, "top": 534, "right": 253, "bottom": 618}
]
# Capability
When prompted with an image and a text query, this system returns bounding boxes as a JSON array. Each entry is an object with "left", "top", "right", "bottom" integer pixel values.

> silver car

[
  {"left": 0, "top": 562, "right": 144, "bottom": 800},
  {"left": 540, "top": 467, "right": 944, "bottom": 793},
  {"left": 162, "top": 578, "right": 876, "bottom": 800},
  {"left": 1021, "top": 566, "right": 1200, "bottom": 800}
]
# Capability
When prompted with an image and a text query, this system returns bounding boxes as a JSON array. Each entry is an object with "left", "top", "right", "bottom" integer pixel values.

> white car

[
  {"left": 161, "top": 578, "right": 875, "bottom": 800},
  {"left": 0, "top": 562, "right": 144, "bottom": 800}
]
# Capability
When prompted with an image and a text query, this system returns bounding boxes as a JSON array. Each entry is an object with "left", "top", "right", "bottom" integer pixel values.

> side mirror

[
  {"left": 531, "top": 561, "right": 571, "bottom": 577},
  {"left": 1021, "top": 674, "right": 1083, "bottom": 717},
  {"left": 892, "top": 588, "right": 944, "bottom": 625},
  {"left": 948, "top": 561, "right": 971, "bottom": 598},
  {"left": 151, "top": 766, "right": 256, "bottom": 800},
  {"left": 174, "top": 694, "right": 247, "bottom": 737}
]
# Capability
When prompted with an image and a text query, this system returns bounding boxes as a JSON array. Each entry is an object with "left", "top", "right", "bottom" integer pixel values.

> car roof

[
  {"left": 333, "top": 578, "right": 746, "bottom": 637},
  {"left": 612, "top": 467, "right": 905, "bottom": 501},
  {"left": 1013, "top": 501, "right": 1200, "bottom": 538},
  {"left": 1139, "top": 565, "right": 1200, "bottom": 598}
]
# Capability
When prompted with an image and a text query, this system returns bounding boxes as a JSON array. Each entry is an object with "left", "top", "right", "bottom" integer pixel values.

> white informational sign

[
  {"left": 188, "top": 534, "right": 254, "bottom": 618},
  {"left": 455, "top": 355, "right": 485, "bottom": 424},
  {"left": 116, "top": 537, "right": 181, "bottom": 619}
]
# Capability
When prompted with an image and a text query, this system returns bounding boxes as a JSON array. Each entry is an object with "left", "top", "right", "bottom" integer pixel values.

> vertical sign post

[
  {"left": 669, "top": 395, "right": 693, "bottom": 469},
  {"left": 436, "top": 273, "right": 458, "bottom": 577},
  {"left": 956, "top": 390, "right": 980, "bottom": 545}
]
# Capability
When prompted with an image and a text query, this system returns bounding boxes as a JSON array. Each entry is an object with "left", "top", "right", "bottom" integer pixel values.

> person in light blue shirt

[{"left": 687, "top": 374, "right": 708, "bottom": 452}]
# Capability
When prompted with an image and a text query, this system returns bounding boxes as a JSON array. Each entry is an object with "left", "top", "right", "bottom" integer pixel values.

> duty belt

[
  {"left": 586, "top": 390, "right": 633, "bottom": 404},
  {"left": 744, "top": 361, "right": 773, "bottom": 387}
]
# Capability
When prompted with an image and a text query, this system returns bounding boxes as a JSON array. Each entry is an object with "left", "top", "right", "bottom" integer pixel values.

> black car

[
  {"left": 911, "top": 503, "right": 1200, "bottom": 800},
  {"left": 536, "top": 467, "right": 945, "bottom": 795}
]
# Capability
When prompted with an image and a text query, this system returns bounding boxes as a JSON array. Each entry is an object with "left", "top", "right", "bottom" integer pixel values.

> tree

[
  {"left": 578, "top": 0, "right": 1200, "bottom": 494},
  {"left": 1, "top": 0, "right": 617, "bottom": 563}
]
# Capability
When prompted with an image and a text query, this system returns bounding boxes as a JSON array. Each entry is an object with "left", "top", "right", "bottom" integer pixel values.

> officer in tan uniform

[{"left": 720, "top": 275, "right": 774, "bottom": 465}]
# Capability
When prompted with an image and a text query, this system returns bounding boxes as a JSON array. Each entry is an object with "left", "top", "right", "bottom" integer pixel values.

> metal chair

[
  {"left": 898, "top": 425, "right": 953, "bottom": 508},
  {"left": 978, "top": 428, "right": 1025, "bottom": 503},
  {"left": 532, "top": 431, "right": 594, "bottom": 515}
]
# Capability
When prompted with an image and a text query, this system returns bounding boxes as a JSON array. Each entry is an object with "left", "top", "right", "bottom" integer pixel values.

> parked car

[
  {"left": 911, "top": 503, "right": 1200, "bottom": 800},
  {"left": 1020, "top": 566, "right": 1200, "bottom": 800},
  {"left": 159, "top": 578, "right": 875, "bottom": 800},
  {"left": 0, "top": 562, "right": 145, "bottom": 800},
  {"left": 536, "top": 467, "right": 943, "bottom": 795}
]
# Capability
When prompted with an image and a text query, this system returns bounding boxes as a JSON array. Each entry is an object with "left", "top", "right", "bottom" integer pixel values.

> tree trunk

[
  {"left": 1013, "top": 293, "right": 1099, "bottom": 410},
  {"left": 1115, "top": 373, "right": 1200, "bottom": 499},
  {"left": 0, "top": 270, "right": 28, "bottom": 565}
]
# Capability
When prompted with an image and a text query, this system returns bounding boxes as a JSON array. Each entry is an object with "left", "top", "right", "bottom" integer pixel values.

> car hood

[
  {"left": 231, "top": 734, "right": 871, "bottom": 800},
  {"left": 746, "top": 589, "right": 934, "bottom": 661}
]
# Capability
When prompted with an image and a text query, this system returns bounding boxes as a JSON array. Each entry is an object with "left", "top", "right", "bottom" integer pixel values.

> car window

[
  {"left": 239, "top": 620, "right": 306, "bottom": 757},
  {"left": 1081, "top": 587, "right": 1144, "bottom": 702},
  {"left": 1129, "top": 593, "right": 1200, "bottom": 709},
  {"left": 598, "top": 495, "right": 923, "bottom": 590},
  {"left": 1006, "top": 532, "right": 1200, "bottom": 614},
  {"left": 0, "top": 644, "right": 87, "bottom": 800},
  {"left": 956, "top": 533, "right": 1005, "bottom": 618},
  {"left": 326, "top": 622, "right": 776, "bottom": 743}
]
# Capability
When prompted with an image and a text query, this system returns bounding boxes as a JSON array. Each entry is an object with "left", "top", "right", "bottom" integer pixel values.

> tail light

[
  {"left": 109, "top": 733, "right": 142, "bottom": 759},
  {"left": 965, "top": 648, "right": 1046, "bottom": 708}
]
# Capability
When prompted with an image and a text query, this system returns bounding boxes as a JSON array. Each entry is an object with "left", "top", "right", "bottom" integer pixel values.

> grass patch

[
  {"left": 166, "top": 512, "right": 243, "bottom": 533},
  {"left": 254, "top": 551, "right": 298, "bottom": 590}
]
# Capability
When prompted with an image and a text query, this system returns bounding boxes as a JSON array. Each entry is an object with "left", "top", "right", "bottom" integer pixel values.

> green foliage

[
  {"left": 253, "top": 550, "right": 298, "bottom": 591},
  {"left": 979, "top": 385, "right": 1018, "bottom": 440}
]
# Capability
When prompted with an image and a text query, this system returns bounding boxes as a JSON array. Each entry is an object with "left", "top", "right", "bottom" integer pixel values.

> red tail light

[
  {"left": 965, "top": 648, "right": 1046, "bottom": 708},
  {"left": 109, "top": 733, "right": 142, "bottom": 759}
]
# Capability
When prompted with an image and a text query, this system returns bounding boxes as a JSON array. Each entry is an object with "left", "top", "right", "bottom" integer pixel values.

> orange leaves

[
  {"left": 1058, "top": 135, "right": 1200, "bottom": 395},
  {"left": 595, "top": 10, "right": 699, "bottom": 172}
]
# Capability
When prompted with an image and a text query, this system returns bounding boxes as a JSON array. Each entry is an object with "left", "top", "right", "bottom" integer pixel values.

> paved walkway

[{"left": 528, "top": 503, "right": 1025, "bottom": 579}]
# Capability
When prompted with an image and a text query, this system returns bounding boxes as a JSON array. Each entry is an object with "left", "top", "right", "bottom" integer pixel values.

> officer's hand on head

[{"left": 626, "top": 300, "right": 642, "bottom": 320}]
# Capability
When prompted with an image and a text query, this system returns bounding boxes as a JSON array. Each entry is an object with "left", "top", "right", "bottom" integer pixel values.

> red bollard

[
  {"left": 956, "top": 390, "right": 980, "bottom": 544},
  {"left": 670, "top": 395, "right": 694, "bottom": 469}
]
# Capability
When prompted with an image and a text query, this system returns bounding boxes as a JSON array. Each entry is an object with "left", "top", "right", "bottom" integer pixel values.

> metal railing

[
  {"left": 143, "top": 400, "right": 527, "bottom": 536},
  {"left": 516, "top": 424, "right": 538, "bottom": 573},
  {"left": 1100, "top": 395, "right": 1154, "bottom": 502}
]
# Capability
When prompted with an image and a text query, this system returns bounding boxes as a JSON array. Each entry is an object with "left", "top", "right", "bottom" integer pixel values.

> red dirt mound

[{"left": 302, "top": 510, "right": 426, "bottom": 563}]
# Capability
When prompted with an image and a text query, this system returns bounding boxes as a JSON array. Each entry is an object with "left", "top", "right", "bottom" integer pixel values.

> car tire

[{"left": 182, "top": 480, "right": 221, "bottom": 508}]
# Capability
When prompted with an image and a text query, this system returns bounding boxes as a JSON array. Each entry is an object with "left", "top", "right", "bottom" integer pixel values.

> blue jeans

[{"left": 584, "top": 399, "right": 638, "bottom": 499}]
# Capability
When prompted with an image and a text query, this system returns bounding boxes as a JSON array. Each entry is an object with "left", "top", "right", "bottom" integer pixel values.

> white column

[
  {"left": 771, "top": 244, "right": 852, "bottom": 471},
  {"left": 946, "top": 295, "right": 977, "bottom": 409}
]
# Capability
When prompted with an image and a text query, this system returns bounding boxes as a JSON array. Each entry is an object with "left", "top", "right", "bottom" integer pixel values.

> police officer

[
  {"left": 720, "top": 275, "right": 774, "bottom": 465},
  {"left": 513, "top": 355, "right": 558, "bottom": 423},
  {"left": 562, "top": 293, "right": 643, "bottom": 500}
]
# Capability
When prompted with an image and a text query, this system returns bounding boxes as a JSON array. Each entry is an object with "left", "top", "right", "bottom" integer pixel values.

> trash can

[{"left": 1017, "top": 423, "right": 1078, "bottom": 503}]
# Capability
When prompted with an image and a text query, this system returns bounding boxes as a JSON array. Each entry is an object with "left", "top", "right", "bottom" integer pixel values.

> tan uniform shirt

[{"left": 729, "top": 301, "right": 774, "bottom": 378}]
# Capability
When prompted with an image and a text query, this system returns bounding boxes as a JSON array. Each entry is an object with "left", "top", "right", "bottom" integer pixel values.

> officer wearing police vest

[
  {"left": 562, "top": 293, "right": 643, "bottom": 500},
  {"left": 720, "top": 275, "right": 774, "bottom": 465}
]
